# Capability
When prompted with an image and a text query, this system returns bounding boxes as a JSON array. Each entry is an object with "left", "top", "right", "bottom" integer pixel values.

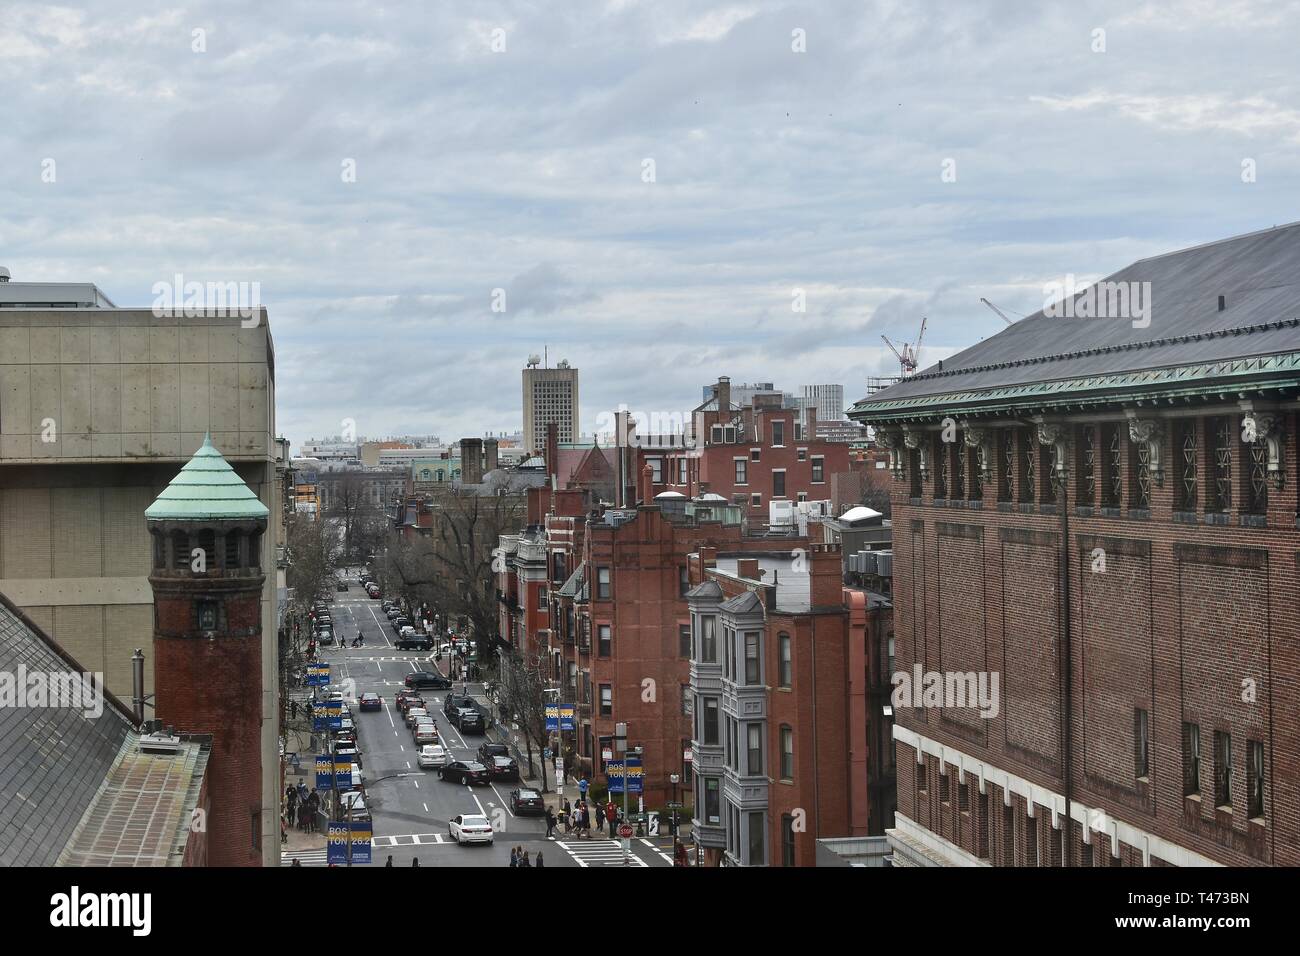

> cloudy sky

[{"left": 4, "top": 0, "right": 1298, "bottom": 450}]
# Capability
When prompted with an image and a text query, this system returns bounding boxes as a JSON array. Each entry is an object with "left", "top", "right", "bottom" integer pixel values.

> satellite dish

[{"left": 527, "top": 354, "right": 541, "bottom": 367}]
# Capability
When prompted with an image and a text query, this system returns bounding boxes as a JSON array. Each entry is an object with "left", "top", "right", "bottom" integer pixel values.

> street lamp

[{"left": 669, "top": 772, "right": 680, "bottom": 838}]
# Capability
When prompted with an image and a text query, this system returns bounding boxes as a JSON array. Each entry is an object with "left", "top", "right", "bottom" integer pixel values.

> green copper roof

[{"left": 145, "top": 435, "right": 270, "bottom": 521}]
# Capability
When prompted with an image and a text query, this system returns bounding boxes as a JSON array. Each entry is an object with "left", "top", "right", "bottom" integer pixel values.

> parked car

[
  {"left": 456, "top": 710, "right": 485, "bottom": 734},
  {"left": 392, "top": 617, "right": 412, "bottom": 632},
  {"left": 477, "top": 742, "right": 509, "bottom": 762},
  {"left": 483, "top": 755, "right": 518, "bottom": 780},
  {"left": 396, "top": 632, "right": 433, "bottom": 651},
  {"left": 405, "top": 671, "right": 452, "bottom": 690},
  {"left": 438, "top": 761, "right": 490, "bottom": 786},
  {"left": 386, "top": 607, "right": 402, "bottom": 621},
  {"left": 442, "top": 694, "right": 474, "bottom": 717},
  {"left": 449, "top": 814, "right": 494, "bottom": 846},
  {"left": 336, "top": 580, "right": 349, "bottom": 592},
  {"left": 366, "top": 585, "right": 380, "bottom": 599},
  {"left": 509, "top": 788, "right": 546, "bottom": 815},
  {"left": 413, "top": 722, "right": 439, "bottom": 746},
  {"left": 417, "top": 744, "right": 450, "bottom": 769},
  {"left": 404, "top": 707, "right": 429, "bottom": 729},
  {"left": 338, "top": 790, "right": 370, "bottom": 822},
  {"left": 359, "top": 692, "right": 382, "bottom": 712},
  {"left": 336, "top": 747, "right": 362, "bottom": 769}
]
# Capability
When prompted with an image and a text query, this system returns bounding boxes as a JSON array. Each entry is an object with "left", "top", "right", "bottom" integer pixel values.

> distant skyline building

[
  {"left": 801, "top": 383, "right": 845, "bottom": 421},
  {"left": 701, "top": 380, "right": 795, "bottom": 411},
  {"left": 523, "top": 361, "right": 580, "bottom": 455}
]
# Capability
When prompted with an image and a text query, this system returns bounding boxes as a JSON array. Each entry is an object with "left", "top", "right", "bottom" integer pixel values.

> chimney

[
  {"left": 809, "top": 542, "right": 843, "bottom": 608},
  {"left": 805, "top": 403, "right": 818, "bottom": 440},
  {"left": 736, "top": 557, "right": 761, "bottom": 581},
  {"left": 641, "top": 461, "right": 654, "bottom": 505},
  {"left": 460, "top": 438, "right": 483, "bottom": 484},
  {"left": 699, "top": 546, "right": 718, "bottom": 569},
  {"left": 716, "top": 376, "right": 731, "bottom": 414},
  {"left": 545, "top": 423, "right": 559, "bottom": 487},
  {"left": 1218, "top": 295, "right": 1226, "bottom": 312},
  {"left": 484, "top": 438, "right": 499, "bottom": 473}
]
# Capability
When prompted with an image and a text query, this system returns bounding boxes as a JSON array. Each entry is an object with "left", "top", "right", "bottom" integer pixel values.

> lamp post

[{"left": 669, "top": 772, "right": 680, "bottom": 838}]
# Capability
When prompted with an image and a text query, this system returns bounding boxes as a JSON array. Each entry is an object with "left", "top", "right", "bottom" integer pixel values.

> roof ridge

[{"left": 1132, "top": 220, "right": 1300, "bottom": 266}]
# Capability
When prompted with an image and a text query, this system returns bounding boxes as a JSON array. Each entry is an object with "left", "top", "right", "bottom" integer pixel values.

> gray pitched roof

[
  {"left": 719, "top": 590, "right": 764, "bottom": 615},
  {"left": 851, "top": 222, "right": 1300, "bottom": 418},
  {"left": 685, "top": 580, "right": 723, "bottom": 600},
  {"left": 557, "top": 564, "right": 586, "bottom": 598},
  {"left": 0, "top": 592, "right": 135, "bottom": 867}
]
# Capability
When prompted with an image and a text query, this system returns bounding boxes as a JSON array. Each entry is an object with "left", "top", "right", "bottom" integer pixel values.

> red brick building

[{"left": 851, "top": 224, "right": 1300, "bottom": 867}]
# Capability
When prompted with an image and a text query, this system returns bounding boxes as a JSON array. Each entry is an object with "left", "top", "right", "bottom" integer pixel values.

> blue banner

[
  {"left": 316, "top": 754, "right": 334, "bottom": 789},
  {"left": 559, "top": 703, "right": 576, "bottom": 731},
  {"left": 606, "top": 757, "right": 643, "bottom": 795},
  {"left": 546, "top": 703, "right": 576, "bottom": 731},
  {"left": 307, "top": 664, "right": 330, "bottom": 686},
  {"left": 312, "top": 699, "right": 342, "bottom": 731},
  {"left": 545, "top": 703, "right": 559, "bottom": 731},
  {"left": 327, "top": 822, "right": 372, "bottom": 864}
]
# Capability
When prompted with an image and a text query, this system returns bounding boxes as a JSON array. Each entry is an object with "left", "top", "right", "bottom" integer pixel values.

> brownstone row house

[{"left": 849, "top": 223, "right": 1300, "bottom": 867}]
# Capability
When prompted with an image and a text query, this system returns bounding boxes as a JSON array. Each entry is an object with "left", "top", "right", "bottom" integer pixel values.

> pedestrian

[
  {"left": 606, "top": 800, "right": 617, "bottom": 834},
  {"left": 291, "top": 858, "right": 302, "bottom": 867},
  {"left": 674, "top": 840, "right": 688, "bottom": 867},
  {"left": 545, "top": 806, "right": 557, "bottom": 840},
  {"left": 290, "top": 699, "right": 298, "bottom": 719},
  {"left": 578, "top": 776, "right": 589, "bottom": 801},
  {"left": 297, "top": 782, "right": 309, "bottom": 804},
  {"left": 595, "top": 803, "right": 604, "bottom": 835},
  {"left": 520, "top": 850, "right": 531, "bottom": 867},
  {"left": 385, "top": 855, "right": 393, "bottom": 867},
  {"left": 412, "top": 857, "right": 420, "bottom": 867},
  {"left": 509, "top": 847, "right": 518, "bottom": 867},
  {"left": 536, "top": 852, "right": 544, "bottom": 868}
]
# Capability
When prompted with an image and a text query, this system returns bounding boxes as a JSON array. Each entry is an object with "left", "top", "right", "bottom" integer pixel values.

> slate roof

[
  {"left": 719, "top": 590, "right": 765, "bottom": 615},
  {"left": 685, "top": 580, "right": 723, "bottom": 600},
  {"left": 557, "top": 564, "right": 586, "bottom": 599},
  {"left": 145, "top": 435, "right": 270, "bottom": 521},
  {"left": 850, "top": 222, "right": 1300, "bottom": 421},
  {"left": 0, "top": 591, "right": 135, "bottom": 867}
]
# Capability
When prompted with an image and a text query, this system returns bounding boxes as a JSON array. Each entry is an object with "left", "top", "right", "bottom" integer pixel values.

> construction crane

[
  {"left": 979, "top": 297, "right": 1020, "bottom": 325},
  {"left": 881, "top": 315, "right": 927, "bottom": 377}
]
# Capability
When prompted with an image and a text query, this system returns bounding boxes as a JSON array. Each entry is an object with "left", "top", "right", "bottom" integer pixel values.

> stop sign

[{"left": 618, "top": 823, "right": 634, "bottom": 838}]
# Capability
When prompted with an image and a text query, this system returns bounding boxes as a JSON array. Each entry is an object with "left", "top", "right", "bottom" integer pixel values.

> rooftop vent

[
  {"left": 138, "top": 725, "right": 182, "bottom": 755},
  {"left": 0, "top": 267, "right": 10, "bottom": 283}
]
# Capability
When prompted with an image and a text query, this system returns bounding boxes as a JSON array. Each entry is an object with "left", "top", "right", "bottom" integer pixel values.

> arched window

[
  {"left": 172, "top": 531, "right": 189, "bottom": 570},
  {"left": 247, "top": 531, "right": 262, "bottom": 569},
  {"left": 225, "top": 530, "right": 242, "bottom": 569}
]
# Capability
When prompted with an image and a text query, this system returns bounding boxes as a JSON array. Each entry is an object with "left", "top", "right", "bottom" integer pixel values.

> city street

[{"left": 288, "top": 586, "right": 674, "bottom": 868}]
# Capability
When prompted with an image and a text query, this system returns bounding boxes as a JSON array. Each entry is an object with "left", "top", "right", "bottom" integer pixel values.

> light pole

[{"left": 669, "top": 772, "right": 680, "bottom": 839}]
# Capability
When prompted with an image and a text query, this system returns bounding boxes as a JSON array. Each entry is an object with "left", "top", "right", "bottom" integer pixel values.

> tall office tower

[
  {"left": 522, "top": 359, "right": 579, "bottom": 455},
  {"left": 801, "top": 383, "right": 845, "bottom": 421}
]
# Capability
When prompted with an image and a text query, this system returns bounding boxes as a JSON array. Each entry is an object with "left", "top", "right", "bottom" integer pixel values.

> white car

[
  {"left": 449, "top": 813, "right": 494, "bottom": 846},
  {"left": 417, "top": 744, "right": 450, "bottom": 769}
]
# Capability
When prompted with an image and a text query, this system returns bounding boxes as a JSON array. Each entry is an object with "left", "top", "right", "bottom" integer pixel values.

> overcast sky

[{"left": 4, "top": 0, "right": 1298, "bottom": 450}]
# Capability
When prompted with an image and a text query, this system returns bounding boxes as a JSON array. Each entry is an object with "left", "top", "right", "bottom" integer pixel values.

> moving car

[
  {"left": 359, "top": 692, "right": 382, "bottom": 712},
  {"left": 405, "top": 671, "right": 452, "bottom": 690},
  {"left": 336, "top": 580, "right": 349, "bottom": 592},
  {"left": 338, "top": 790, "right": 370, "bottom": 822},
  {"left": 437, "top": 761, "right": 490, "bottom": 786},
  {"left": 449, "top": 814, "right": 494, "bottom": 846},
  {"left": 397, "top": 693, "right": 424, "bottom": 715},
  {"left": 395, "top": 631, "right": 432, "bottom": 651},
  {"left": 456, "top": 709, "right": 485, "bottom": 734},
  {"left": 417, "top": 744, "right": 450, "bottom": 769},
  {"left": 413, "top": 722, "right": 439, "bottom": 746},
  {"left": 404, "top": 707, "right": 429, "bottom": 729},
  {"left": 483, "top": 755, "right": 518, "bottom": 780},
  {"left": 509, "top": 788, "right": 546, "bottom": 815}
]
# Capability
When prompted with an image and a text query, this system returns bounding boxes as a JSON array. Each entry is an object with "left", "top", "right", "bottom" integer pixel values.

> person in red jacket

[{"left": 605, "top": 801, "right": 617, "bottom": 832}]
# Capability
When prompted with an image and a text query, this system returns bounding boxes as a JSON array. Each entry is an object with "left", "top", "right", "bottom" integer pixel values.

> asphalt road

[{"left": 315, "top": 586, "right": 672, "bottom": 868}]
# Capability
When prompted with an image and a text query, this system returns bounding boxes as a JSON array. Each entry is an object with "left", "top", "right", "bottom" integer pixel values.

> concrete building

[
  {"left": 850, "top": 223, "right": 1300, "bottom": 867},
  {"left": 801, "top": 383, "right": 845, "bottom": 422},
  {"left": 523, "top": 362, "right": 580, "bottom": 455},
  {"left": 0, "top": 279, "right": 282, "bottom": 864}
]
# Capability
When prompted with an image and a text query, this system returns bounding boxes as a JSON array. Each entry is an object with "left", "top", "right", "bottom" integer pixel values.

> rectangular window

[
  {"left": 1184, "top": 722, "right": 1201, "bottom": 797},
  {"left": 939, "top": 772, "right": 950, "bottom": 804},
  {"left": 711, "top": 425, "right": 723, "bottom": 445},
  {"left": 596, "top": 567, "right": 611, "bottom": 600},
  {"left": 772, "top": 470, "right": 786, "bottom": 498},
  {"left": 771, "top": 420, "right": 785, "bottom": 446},
  {"left": 1026, "top": 815, "right": 1038, "bottom": 866},
  {"left": 599, "top": 684, "right": 612, "bottom": 717},
  {"left": 795, "top": 422, "right": 803, "bottom": 441},
  {"left": 701, "top": 616, "right": 717, "bottom": 662},
  {"left": 678, "top": 458, "right": 687, "bottom": 484},
  {"left": 704, "top": 778, "right": 720, "bottom": 824},
  {"left": 782, "top": 814, "right": 795, "bottom": 867},
  {"left": 917, "top": 760, "right": 927, "bottom": 795},
  {"left": 778, "top": 634, "right": 791, "bottom": 687},
  {"left": 797, "top": 448, "right": 807, "bottom": 462},
  {"left": 1135, "top": 709, "right": 1149, "bottom": 779},
  {"left": 679, "top": 565, "right": 690, "bottom": 596},
  {"left": 748, "top": 811, "right": 765, "bottom": 865},
  {"left": 1215, "top": 731, "right": 1232, "bottom": 808},
  {"left": 958, "top": 779, "right": 970, "bottom": 813},
  {"left": 811, "top": 457, "right": 824, "bottom": 482},
  {"left": 780, "top": 725, "right": 793, "bottom": 779},
  {"left": 598, "top": 624, "right": 611, "bottom": 658},
  {"left": 1248, "top": 740, "right": 1264, "bottom": 819},
  {"left": 703, "top": 697, "right": 720, "bottom": 745},
  {"left": 751, "top": 493, "right": 761, "bottom": 508},
  {"left": 648, "top": 458, "right": 663, "bottom": 483},
  {"left": 679, "top": 623, "right": 691, "bottom": 658},
  {"left": 750, "top": 448, "right": 761, "bottom": 462},
  {"left": 735, "top": 458, "right": 748, "bottom": 484},
  {"left": 744, "top": 631, "right": 761, "bottom": 684},
  {"left": 747, "top": 723, "right": 763, "bottom": 776}
]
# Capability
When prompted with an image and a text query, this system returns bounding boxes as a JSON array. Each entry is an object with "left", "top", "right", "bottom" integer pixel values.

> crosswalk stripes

[
  {"left": 281, "top": 848, "right": 330, "bottom": 867},
  {"left": 372, "top": 832, "right": 451, "bottom": 847},
  {"left": 555, "top": 838, "right": 649, "bottom": 867}
]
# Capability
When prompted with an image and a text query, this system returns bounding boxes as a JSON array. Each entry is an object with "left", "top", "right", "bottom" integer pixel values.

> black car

[
  {"left": 509, "top": 788, "right": 546, "bottom": 815},
  {"left": 395, "top": 633, "right": 433, "bottom": 651},
  {"left": 477, "top": 742, "right": 509, "bottom": 762},
  {"left": 336, "top": 580, "right": 349, "bottom": 592},
  {"left": 392, "top": 616, "right": 413, "bottom": 632},
  {"left": 442, "top": 693, "right": 473, "bottom": 715},
  {"left": 405, "top": 671, "right": 452, "bottom": 690},
  {"left": 456, "top": 709, "right": 485, "bottom": 734},
  {"left": 483, "top": 755, "right": 518, "bottom": 780},
  {"left": 438, "top": 761, "right": 490, "bottom": 786}
]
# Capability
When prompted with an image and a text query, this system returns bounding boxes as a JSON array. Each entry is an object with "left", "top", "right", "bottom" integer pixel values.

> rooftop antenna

[{"left": 881, "top": 315, "right": 927, "bottom": 377}]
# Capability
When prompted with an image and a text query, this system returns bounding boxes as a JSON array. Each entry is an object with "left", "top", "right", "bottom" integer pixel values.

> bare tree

[
  {"left": 324, "top": 472, "right": 385, "bottom": 561},
  {"left": 491, "top": 647, "right": 551, "bottom": 791},
  {"left": 285, "top": 514, "right": 336, "bottom": 615}
]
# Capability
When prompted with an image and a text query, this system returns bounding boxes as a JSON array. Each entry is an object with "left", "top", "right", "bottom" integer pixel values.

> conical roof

[{"left": 145, "top": 435, "right": 270, "bottom": 521}]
